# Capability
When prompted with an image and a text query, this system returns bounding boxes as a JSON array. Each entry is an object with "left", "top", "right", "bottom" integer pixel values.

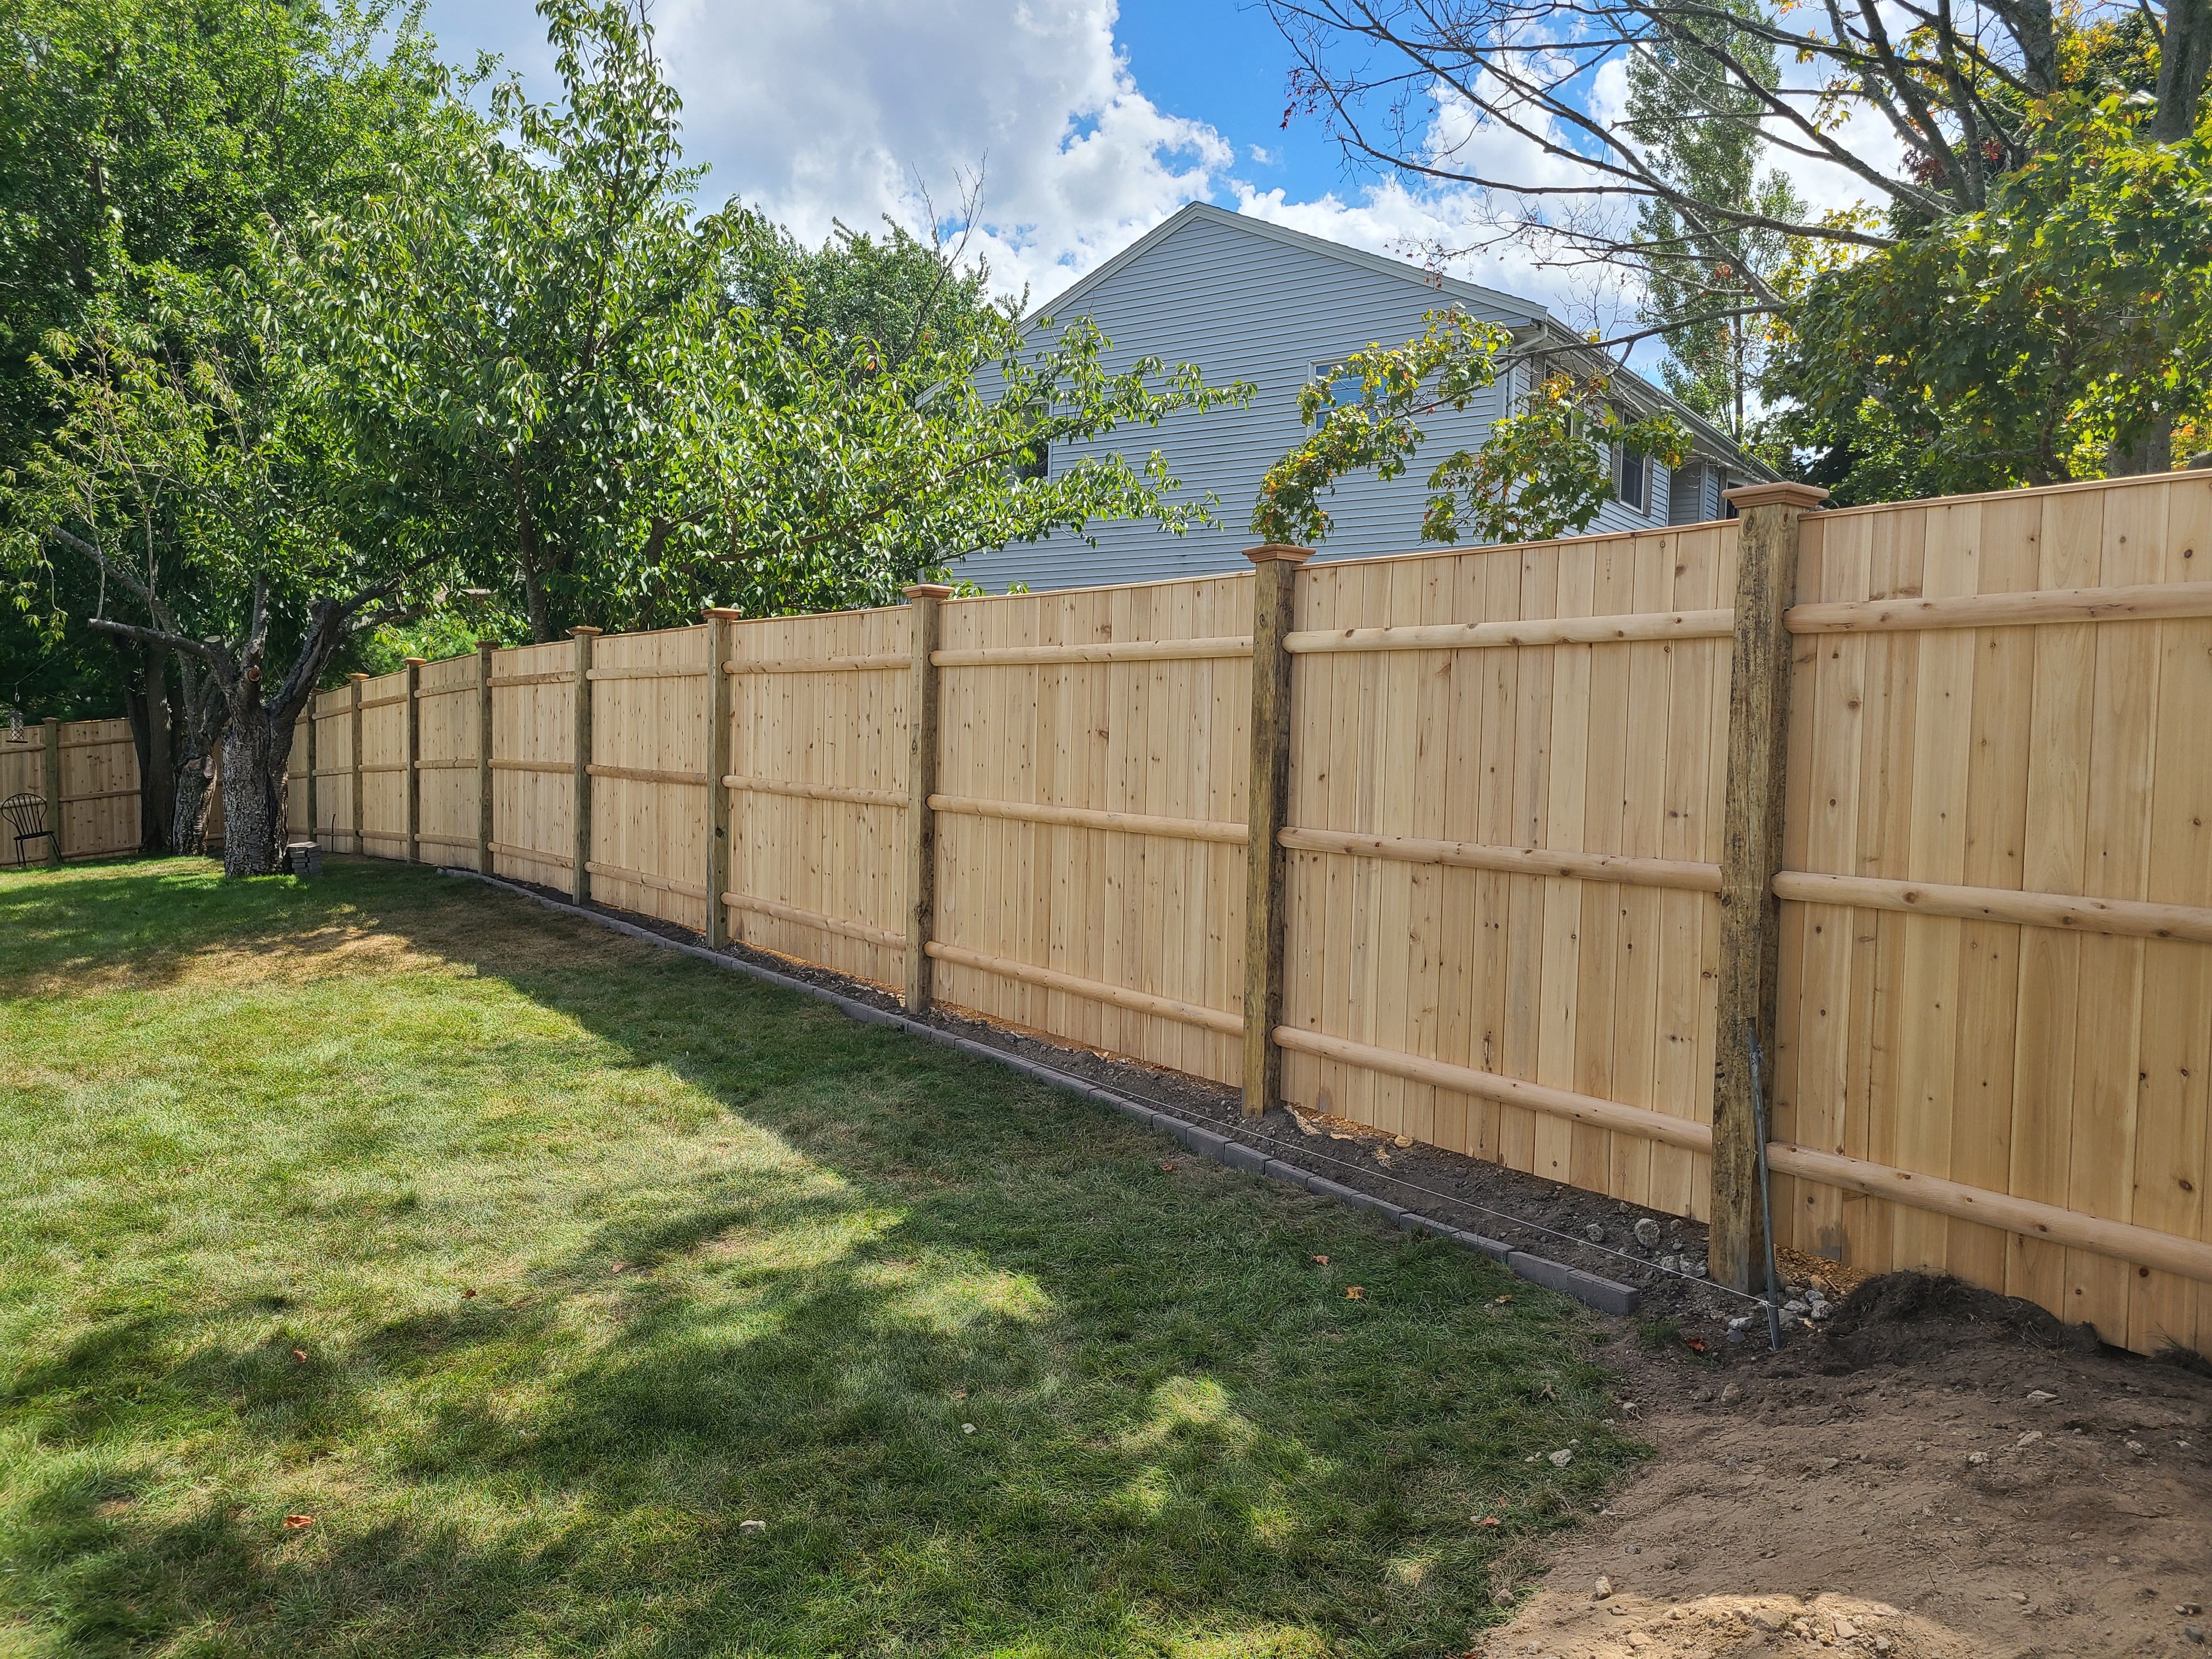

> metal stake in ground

[{"left": 1747, "top": 1019, "right": 1784, "bottom": 1352}]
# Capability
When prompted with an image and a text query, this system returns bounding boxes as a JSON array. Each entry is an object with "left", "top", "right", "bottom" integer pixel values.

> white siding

[{"left": 957, "top": 210, "right": 1681, "bottom": 594}]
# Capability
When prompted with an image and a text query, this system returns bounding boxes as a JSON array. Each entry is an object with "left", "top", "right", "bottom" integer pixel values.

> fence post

[
  {"left": 40, "top": 718, "right": 63, "bottom": 867},
  {"left": 348, "top": 674, "right": 366, "bottom": 856},
  {"left": 476, "top": 641, "right": 496, "bottom": 876},
  {"left": 571, "top": 627, "right": 600, "bottom": 903},
  {"left": 1708, "top": 481, "right": 1828, "bottom": 1291},
  {"left": 703, "top": 608, "right": 741, "bottom": 949},
  {"left": 1240, "top": 544, "right": 1314, "bottom": 1118},
  {"left": 402, "top": 657, "right": 425, "bottom": 864},
  {"left": 900, "top": 584, "right": 951, "bottom": 1013}
]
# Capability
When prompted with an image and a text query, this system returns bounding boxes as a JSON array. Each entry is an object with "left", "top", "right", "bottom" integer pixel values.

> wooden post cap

[
  {"left": 1723, "top": 482, "right": 1829, "bottom": 511},
  {"left": 1244, "top": 544, "right": 1317, "bottom": 565},
  {"left": 475, "top": 640, "right": 500, "bottom": 651},
  {"left": 348, "top": 673, "right": 369, "bottom": 682},
  {"left": 403, "top": 657, "right": 428, "bottom": 666},
  {"left": 568, "top": 625, "right": 603, "bottom": 637},
  {"left": 901, "top": 584, "right": 955, "bottom": 600},
  {"left": 702, "top": 606, "right": 746, "bottom": 620}
]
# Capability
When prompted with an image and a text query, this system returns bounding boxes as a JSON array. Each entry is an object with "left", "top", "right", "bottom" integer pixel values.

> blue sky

[{"left": 408, "top": 0, "right": 1553, "bottom": 312}]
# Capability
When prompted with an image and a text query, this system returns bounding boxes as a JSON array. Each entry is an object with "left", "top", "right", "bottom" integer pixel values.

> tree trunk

[
  {"left": 217, "top": 704, "right": 292, "bottom": 876},
  {"left": 2108, "top": 417, "right": 2174, "bottom": 477},
  {"left": 128, "top": 641, "right": 175, "bottom": 853},
  {"left": 172, "top": 754, "right": 215, "bottom": 855},
  {"left": 2153, "top": 0, "right": 2210, "bottom": 143}
]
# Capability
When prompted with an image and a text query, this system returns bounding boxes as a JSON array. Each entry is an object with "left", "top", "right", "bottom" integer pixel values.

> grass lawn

[{"left": 0, "top": 857, "right": 1634, "bottom": 1658}]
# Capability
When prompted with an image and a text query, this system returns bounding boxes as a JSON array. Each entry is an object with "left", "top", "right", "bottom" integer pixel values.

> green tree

[
  {"left": 671, "top": 308, "right": 1252, "bottom": 615},
  {"left": 1251, "top": 312, "right": 1688, "bottom": 548},
  {"left": 1622, "top": 2, "right": 1805, "bottom": 442},
  {"left": 294, "top": 0, "right": 1251, "bottom": 630},
  {"left": 283, "top": 0, "right": 715, "bottom": 644},
  {"left": 726, "top": 195, "right": 1018, "bottom": 371},
  {"left": 1765, "top": 94, "right": 2212, "bottom": 497},
  {"left": 0, "top": 0, "right": 462, "bottom": 753},
  {"left": 7, "top": 288, "right": 451, "bottom": 873}
]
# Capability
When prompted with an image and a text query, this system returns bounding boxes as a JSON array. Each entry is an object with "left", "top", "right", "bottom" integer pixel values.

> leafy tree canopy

[{"left": 1763, "top": 92, "right": 2212, "bottom": 499}]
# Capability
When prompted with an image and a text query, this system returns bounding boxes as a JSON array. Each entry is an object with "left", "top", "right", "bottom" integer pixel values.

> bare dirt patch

[{"left": 1473, "top": 1277, "right": 2212, "bottom": 1659}]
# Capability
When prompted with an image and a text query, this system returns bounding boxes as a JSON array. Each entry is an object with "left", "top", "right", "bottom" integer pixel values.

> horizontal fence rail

[{"left": 30, "top": 469, "right": 2197, "bottom": 1358}]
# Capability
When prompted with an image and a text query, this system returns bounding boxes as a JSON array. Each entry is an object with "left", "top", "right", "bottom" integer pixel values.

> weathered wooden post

[
  {"left": 900, "top": 584, "right": 951, "bottom": 1013},
  {"left": 1240, "top": 543, "right": 1313, "bottom": 1118},
  {"left": 703, "top": 608, "right": 742, "bottom": 949},
  {"left": 1708, "top": 481, "right": 1828, "bottom": 1290},
  {"left": 40, "top": 718, "right": 63, "bottom": 867},
  {"left": 476, "top": 641, "right": 496, "bottom": 875},
  {"left": 348, "top": 674, "right": 367, "bottom": 856},
  {"left": 571, "top": 627, "right": 600, "bottom": 902},
  {"left": 402, "top": 657, "right": 425, "bottom": 864}
]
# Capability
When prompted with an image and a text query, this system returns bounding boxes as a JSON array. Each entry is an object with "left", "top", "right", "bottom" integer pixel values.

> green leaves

[
  {"left": 669, "top": 310, "right": 1254, "bottom": 614},
  {"left": 1767, "top": 98, "right": 2212, "bottom": 493},
  {"left": 1250, "top": 315, "right": 1686, "bottom": 549}
]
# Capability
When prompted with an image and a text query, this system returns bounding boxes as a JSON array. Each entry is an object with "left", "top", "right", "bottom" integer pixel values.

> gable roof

[{"left": 1022, "top": 201, "right": 1776, "bottom": 482}]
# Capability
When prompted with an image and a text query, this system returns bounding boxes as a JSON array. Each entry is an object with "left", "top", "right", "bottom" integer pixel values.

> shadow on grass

[{"left": 1, "top": 858, "right": 1633, "bottom": 1659}]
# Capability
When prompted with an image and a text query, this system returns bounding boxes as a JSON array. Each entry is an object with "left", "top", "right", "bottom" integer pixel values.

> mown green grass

[{"left": 0, "top": 857, "right": 1634, "bottom": 1658}]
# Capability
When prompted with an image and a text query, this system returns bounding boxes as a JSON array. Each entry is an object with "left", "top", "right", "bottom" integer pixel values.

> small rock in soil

[
  {"left": 1633, "top": 1218, "right": 1662, "bottom": 1248},
  {"left": 1585, "top": 1223, "right": 1606, "bottom": 1243},
  {"left": 738, "top": 1520, "right": 767, "bottom": 1536},
  {"left": 1549, "top": 1448, "right": 1575, "bottom": 1466},
  {"left": 1718, "top": 1382, "right": 1743, "bottom": 1406},
  {"left": 1593, "top": 1575, "right": 1613, "bottom": 1599}
]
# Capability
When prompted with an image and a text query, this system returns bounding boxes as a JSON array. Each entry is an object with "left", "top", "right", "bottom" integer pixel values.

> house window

[
  {"left": 1668, "top": 461, "right": 1712, "bottom": 526},
  {"left": 1613, "top": 442, "right": 1650, "bottom": 514},
  {"left": 1309, "top": 362, "right": 1362, "bottom": 427},
  {"left": 1012, "top": 438, "right": 1048, "bottom": 481}
]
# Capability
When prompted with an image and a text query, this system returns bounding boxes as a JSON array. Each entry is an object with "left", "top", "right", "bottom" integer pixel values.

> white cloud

[{"left": 652, "top": 0, "right": 1231, "bottom": 300}]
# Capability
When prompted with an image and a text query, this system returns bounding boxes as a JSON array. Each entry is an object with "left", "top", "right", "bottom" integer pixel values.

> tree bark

[
  {"left": 172, "top": 754, "right": 215, "bottom": 855},
  {"left": 218, "top": 701, "right": 292, "bottom": 876},
  {"left": 2153, "top": 0, "right": 2211, "bottom": 143},
  {"left": 128, "top": 641, "right": 175, "bottom": 853},
  {"left": 2109, "top": 417, "right": 2175, "bottom": 477}
]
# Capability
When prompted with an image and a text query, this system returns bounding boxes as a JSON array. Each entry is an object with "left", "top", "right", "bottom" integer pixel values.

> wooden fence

[
  {"left": 20, "top": 471, "right": 2200, "bottom": 1355},
  {"left": 0, "top": 717, "right": 141, "bottom": 865}
]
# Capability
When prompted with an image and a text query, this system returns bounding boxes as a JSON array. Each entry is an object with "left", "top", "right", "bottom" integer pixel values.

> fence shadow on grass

[{"left": 2, "top": 859, "right": 1630, "bottom": 1658}]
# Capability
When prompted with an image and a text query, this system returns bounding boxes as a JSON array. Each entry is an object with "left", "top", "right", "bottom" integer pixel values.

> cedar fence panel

[
  {"left": 589, "top": 625, "right": 712, "bottom": 931},
  {"left": 416, "top": 653, "right": 482, "bottom": 862},
  {"left": 723, "top": 605, "right": 912, "bottom": 987},
  {"left": 356, "top": 667, "right": 410, "bottom": 860},
  {"left": 1774, "top": 471, "right": 2212, "bottom": 1357},
  {"left": 491, "top": 639, "right": 579, "bottom": 891},
  {"left": 1280, "top": 525, "right": 1737, "bottom": 1215},
  {"left": 930, "top": 572, "right": 1254, "bottom": 1086},
  {"left": 0, "top": 718, "right": 140, "bottom": 862},
  {"left": 311, "top": 685, "right": 357, "bottom": 851}
]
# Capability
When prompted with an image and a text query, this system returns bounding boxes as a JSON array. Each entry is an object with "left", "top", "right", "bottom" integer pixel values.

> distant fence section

[
  {"left": 20, "top": 472, "right": 2200, "bottom": 1356},
  {"left": 1, "top": 717, "right": 140, "bottom": 865}
]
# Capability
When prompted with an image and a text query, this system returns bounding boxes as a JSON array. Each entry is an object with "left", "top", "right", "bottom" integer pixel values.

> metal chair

[{"left": 1, "top": 792, "right": 54, "bottom": 867}]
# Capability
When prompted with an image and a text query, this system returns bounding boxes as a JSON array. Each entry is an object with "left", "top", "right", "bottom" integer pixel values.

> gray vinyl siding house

[{"left": 956, "top": 204, "right": 1771, "bottom": 593}]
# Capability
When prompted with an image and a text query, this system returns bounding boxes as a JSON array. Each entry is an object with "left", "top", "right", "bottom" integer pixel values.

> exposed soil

[
  {"left": 1471, "top": 1279, "right": 2212, "bottom": 1658},
  {"left": 456, "top": 868, "right": 2212, "bottom": 1658}
]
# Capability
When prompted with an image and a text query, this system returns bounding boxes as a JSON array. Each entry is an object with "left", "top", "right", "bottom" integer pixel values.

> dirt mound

[{"left": 1815, "top": 1272, "right": 2106, "bottom": 1368}]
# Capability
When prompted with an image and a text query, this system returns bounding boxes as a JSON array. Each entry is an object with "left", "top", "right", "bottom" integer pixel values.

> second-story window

[{"left": 1613, "top": 442, "right": 1650, "bottom": 514}]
